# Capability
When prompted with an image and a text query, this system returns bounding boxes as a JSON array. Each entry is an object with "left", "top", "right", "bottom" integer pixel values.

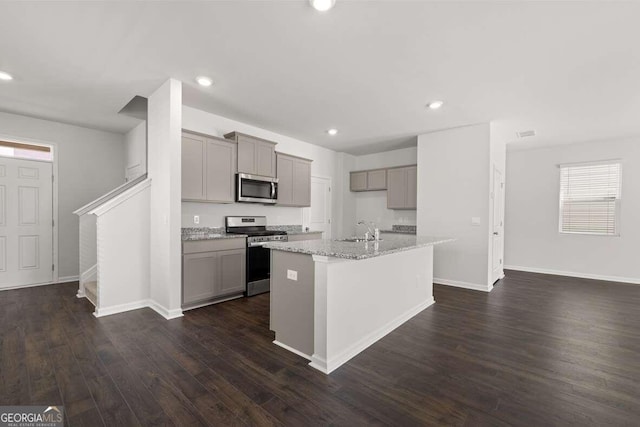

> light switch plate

[
  {"left": 194, "top": 215, "right": 200, "bottom": 224},
  {"left": 471, "top": 217, "right": 481, "bottom": 226},
  {"left": 287, "top": 269, "right": 298, "bottom": 281}
]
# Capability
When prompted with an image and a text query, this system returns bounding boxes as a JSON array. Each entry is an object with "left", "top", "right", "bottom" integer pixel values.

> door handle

[{"left": 493, "top": 232, "right": 499, "bottom": 236}]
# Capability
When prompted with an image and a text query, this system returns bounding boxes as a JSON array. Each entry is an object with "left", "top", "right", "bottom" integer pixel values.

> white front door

[
  {"left": 491, "top": 167, "right": 504, "bottom": 284},
  {"left": 0, "top": 157, "right": 53, "bottom": 289},
  {"left": 307, "top": 176, "right": 332, "bottom": 239}
]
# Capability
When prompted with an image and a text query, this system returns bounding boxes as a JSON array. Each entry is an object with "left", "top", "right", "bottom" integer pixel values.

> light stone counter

[{"left": 264, "top": 235, "right": 452, "bottom": 260}]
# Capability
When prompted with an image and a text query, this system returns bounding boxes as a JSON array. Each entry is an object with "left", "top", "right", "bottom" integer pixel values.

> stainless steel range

[{"left": 225, "top": 216, "right": 287, "bottom": 296}]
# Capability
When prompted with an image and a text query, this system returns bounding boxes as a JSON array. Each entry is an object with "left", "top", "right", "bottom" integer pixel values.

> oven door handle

[{"left": 248, "top": 242, "right": 270, "bottom": 247}]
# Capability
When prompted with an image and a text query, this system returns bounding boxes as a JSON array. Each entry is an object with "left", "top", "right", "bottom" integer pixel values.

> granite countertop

[
  {"left": 181, "top": 227, "right": 247, "bottom": 242},
  {"left": 285, "top": 229, "right": 324, "bottom": 236},
  {"left": 263, "top": 235, "right": 453, "bottom": 260},
  {"left": 380, "top": 229, "right": 417, "bottom": 235},
  {"left": 265, "top": 225, "right": 323, "bottom": 236}
]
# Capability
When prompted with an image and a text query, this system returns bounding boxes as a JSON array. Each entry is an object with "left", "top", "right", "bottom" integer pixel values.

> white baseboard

[
  {"left": 309, "top": 298, "right": 435, "bottom": 374},
  {"left": 273, "top": 340, "right": 312, "bottom": 361},
  {"left": 76, "top": 290, "right": 86, "bottom": 298},
  {"left": 148, "top": 300, "right": 184, "bottom": 320},
  {"left": 504, "top": 265, "right": 640, "bottom": 285},
  {"left": 94, "top": 299, "right": 150, "bottom": 318},
  {"left": 0, "top": 275, "right": 80, "bottom": 292},
  {"left": 434, "top": 277, "right": 493, "bottom": 292}
]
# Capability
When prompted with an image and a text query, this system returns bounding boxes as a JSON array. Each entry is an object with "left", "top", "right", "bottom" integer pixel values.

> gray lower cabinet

[
  {"left": 276, "top": 153, "right": 312, "bottom": 207},
  {"left": 387, "top": 166, "right": 417, "bottom": 209},
  {"left": 182, "top": 239, "right": 246, "bottom": 308},
  {"left": 182, "top": 131, "right": 237, "bottom": 203},
  {"left": 225, "top": 132, "right": 277, "bottom": 177}
]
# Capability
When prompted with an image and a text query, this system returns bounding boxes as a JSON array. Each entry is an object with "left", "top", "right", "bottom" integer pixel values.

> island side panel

[
  {"left": 270, "top": 250, "right": 315, "bottom": 359},
  {"left": 311, "top": 245, "right": 434, "bottom": 374}
]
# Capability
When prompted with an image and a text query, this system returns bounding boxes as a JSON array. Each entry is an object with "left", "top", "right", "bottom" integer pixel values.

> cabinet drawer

[{"left": 183, "top": 238, "right": 246, "bottom": 254}]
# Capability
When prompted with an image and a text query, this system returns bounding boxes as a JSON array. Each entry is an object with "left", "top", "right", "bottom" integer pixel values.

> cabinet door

[
  {"left": 387, "top": 168, "right": 407, "bottom": 209},
  {"left": 405, "top": 166, "right": 417, "bottom": 209},
  {"left": 181, "top": 133, "right": 206, "bottom": 201},
  {"left": 237, "top": 138, "right": 257, "bottom": 174},
  {"left": 276, "top": 154, "right": 294, "bottom": 205},
  {"left": 293, "top": 160, "right": 311, "bottom": 207},
  {"left": 183, "top": 252, "right": 218, "bottom": 305},
  {"left": 217, "top": 249, "right": 246, "bottom": 296},
  {"left": 205, "top": 138, "right": 236, "bottom": 203},
  {"left": 367, "top": 169, "right": 387, "bottom": 190},
  {"left": 350, "top": 171, "right": 367, "bottom": 191},
  {"left": 256, "top": 141, "right": 276, "bottom": 177}
]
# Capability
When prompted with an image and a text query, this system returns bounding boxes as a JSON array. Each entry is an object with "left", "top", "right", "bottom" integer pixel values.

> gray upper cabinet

[
  {"left": 206, "top": 138, "right": 237, "bottom": 203},
  {"left": 350, "top": 169, "right": 387, "bottom": 191},
  {"left": 182, "top": 131, "right": 236, "bottom": 203},
  {"left": 276, "top": 154, "right": 294, "bottom": 205},
  {"left": 350, "top": 171, "right": 367, "bottom": 191},
  {"left": 406, "top": 166, "right": 417, "bottom": 209},
  {"left": 181, "top": 133, "right": 206, "bottom": 201},
  {"left": 367, "top": 169, "right": 387, "bottom": 190},
  {"left": 276, "top": 153, "right": 312, "bottom": 207},
  {"left": 225, "top": 132, "right": 277, "bottom": 177},
  {"left": 387, "top": 166, "right": 417, "bottom": 210}
]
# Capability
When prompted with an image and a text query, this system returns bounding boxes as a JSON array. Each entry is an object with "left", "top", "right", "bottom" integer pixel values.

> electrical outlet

[
  {"left": 287, "top": 269, "right": 298, "bottom": 281},
  {"left": 194, "top": 215, "right": 200, "bottom": 224},
  {"left": 471, "top": 217, "right": 481, "bottom": 226}
]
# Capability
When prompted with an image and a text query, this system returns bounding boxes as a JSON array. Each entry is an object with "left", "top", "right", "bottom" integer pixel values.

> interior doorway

[
  {"left": 306, "top": 176, "right": 332, "bottom": 239},
  {"left": 491, "top": 166, "right": 505, "bottom": 284}
]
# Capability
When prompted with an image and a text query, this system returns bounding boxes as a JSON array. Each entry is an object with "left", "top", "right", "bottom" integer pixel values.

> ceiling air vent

[{"left": 516, "top": 130, "right": 536, "bottom": 139}]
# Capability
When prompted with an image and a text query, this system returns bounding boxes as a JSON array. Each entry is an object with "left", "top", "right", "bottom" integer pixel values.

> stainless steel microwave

[{"left": 237, "top": 173, "right": 278, "bottom": 204}]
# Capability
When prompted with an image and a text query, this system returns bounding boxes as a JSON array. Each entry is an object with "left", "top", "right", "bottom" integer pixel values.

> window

[
  {"left": 0, "top": 140, "right": 53, "bottom": 162},
  {"left": 559, "top": 161, "right": 621, "bottom": 236}
]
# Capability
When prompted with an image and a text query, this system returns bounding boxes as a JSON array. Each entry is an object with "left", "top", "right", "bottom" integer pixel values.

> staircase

[{"left": 74, "top": 174, "right": 150, "bottom": 317}]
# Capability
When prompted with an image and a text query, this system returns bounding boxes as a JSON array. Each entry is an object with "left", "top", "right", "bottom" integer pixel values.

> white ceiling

[{"left": 0, "top": 1, "right": 639, "bottom": 154}]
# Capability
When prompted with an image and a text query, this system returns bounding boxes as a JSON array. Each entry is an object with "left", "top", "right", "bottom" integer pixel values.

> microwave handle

[{"left": 271, "top": 182, "right": 276, "bottom": 199}]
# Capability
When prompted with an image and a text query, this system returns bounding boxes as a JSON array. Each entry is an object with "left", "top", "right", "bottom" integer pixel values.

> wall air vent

[{"left": 516, "top": 130, "right": 536, "bottom": 139}]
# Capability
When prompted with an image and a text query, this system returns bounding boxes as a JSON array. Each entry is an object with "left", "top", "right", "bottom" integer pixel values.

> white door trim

[
  {"left": 0, "top": 133, "right": 59, "bottom": 283},
  {"left": 306, "top": 175, "right": 332, "bottom": 239}
]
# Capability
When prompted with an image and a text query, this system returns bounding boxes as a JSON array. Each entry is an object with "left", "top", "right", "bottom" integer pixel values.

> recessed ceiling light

[
  {"left": 427, "top": 100, "right": 444, "bottom": 110},
  {"left": 310, "top": 0, "right": 336, "bottom": 12},
  {"left": 0, "top": 71, "right": 13, "bottom": 81},
  {"left": 196, "top": 76, "right": 213, "bottom": 87},
  {"left": 327, "top": 128, "right": 338, "bottom": 136}
]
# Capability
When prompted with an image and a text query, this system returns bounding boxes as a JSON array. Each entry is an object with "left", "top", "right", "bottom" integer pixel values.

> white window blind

[{"left": 559, "top": 161, "right": 621, "bottom": 235}]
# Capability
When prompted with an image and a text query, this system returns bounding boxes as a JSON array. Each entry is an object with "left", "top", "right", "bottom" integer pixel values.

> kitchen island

[{"left": 264, "top": 235, "right": 452, "bottom": 374}]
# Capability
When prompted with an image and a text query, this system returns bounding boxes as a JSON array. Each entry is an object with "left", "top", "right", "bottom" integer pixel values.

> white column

[{"left": 147, "top": 79, "right": 183, "bottom": 319}]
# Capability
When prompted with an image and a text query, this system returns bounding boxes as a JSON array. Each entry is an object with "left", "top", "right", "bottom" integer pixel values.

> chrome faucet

[{"left": 357, "top": 220, "right": 380, "bottom": 241}]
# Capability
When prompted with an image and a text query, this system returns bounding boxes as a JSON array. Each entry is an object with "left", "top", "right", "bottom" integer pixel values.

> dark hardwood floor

[{"left": 1, "top": 270, "right": 639, "bottom": 426}]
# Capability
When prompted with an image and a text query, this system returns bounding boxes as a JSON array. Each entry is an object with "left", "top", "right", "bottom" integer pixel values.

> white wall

[
  {"left": 505, "top": 137, "right": 640, "bottom": 284},
  {"left": 182, "top": 106, "right": 348, "bottom": 237},
  {"left": 125, "top": 120, "right": 146, "bottom": 180},
  {"left": 417, "top": 124, "right": 493, "bottom": 291},
  {"left": 148, "top": 79, "right": 183, "bottom": 318},
  {"left": 94, "top": 182, "right": 150, "bottom": 314},
  {"left": 0, "top": 111, "right": 125, "bottom": 279},
  {"left": 353, "top": 147, "right": 417, "bottom": 230}
]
